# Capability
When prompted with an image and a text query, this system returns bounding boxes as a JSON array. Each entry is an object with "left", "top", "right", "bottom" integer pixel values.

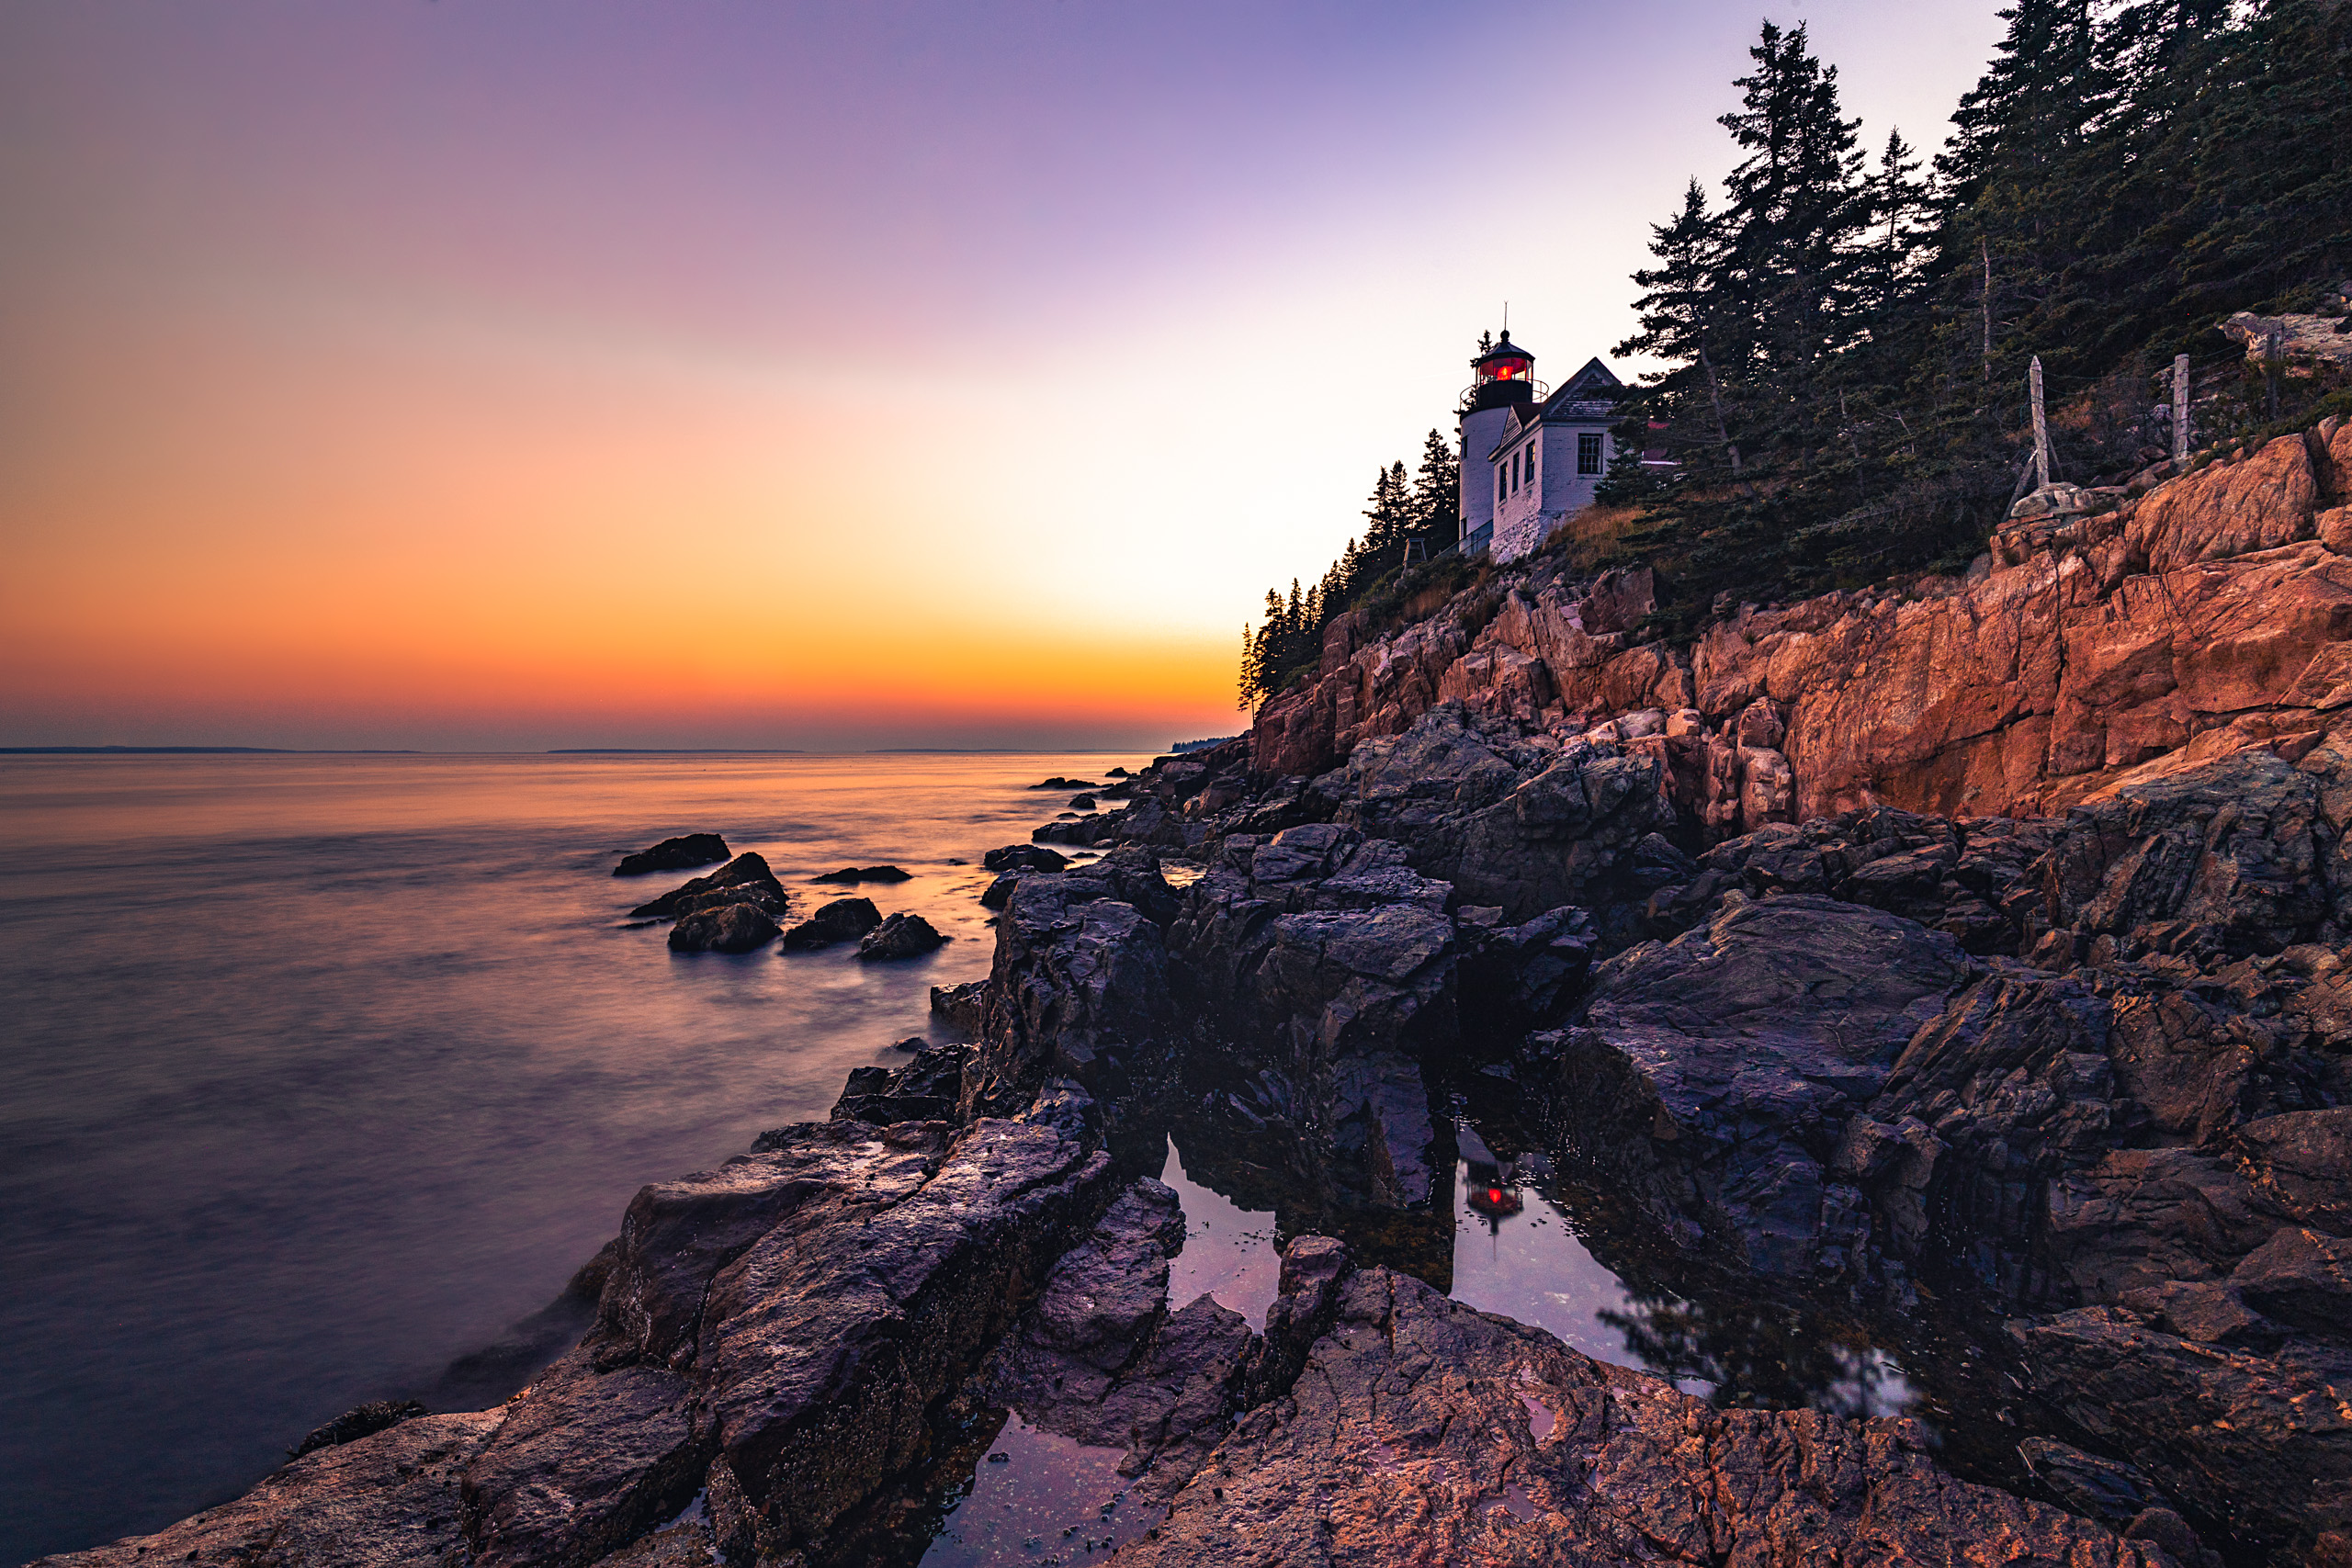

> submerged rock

[
  {"left": 813, "top": 864, "right": 911, "bottom": 885},
  {"left": 614, "top": 834, "right": 730, "bottom": 877}
]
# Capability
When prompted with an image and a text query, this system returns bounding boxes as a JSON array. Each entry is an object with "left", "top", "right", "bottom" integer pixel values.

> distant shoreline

[
  {"left": 0, "top": 746, "right": 421, "bottom": 755},
  {"left": 2, "top": 745, "right": 1166, "bottom": 757}
]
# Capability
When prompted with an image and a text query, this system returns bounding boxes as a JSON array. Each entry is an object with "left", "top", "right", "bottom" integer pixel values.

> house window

[{"left": 1577, "top": 433, "right": 1604, "bottom": 476}]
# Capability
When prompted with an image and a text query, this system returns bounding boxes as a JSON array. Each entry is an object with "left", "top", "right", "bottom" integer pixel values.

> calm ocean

[{"left": 0, "top": 750, "right": 1157, "bottom": 1562}]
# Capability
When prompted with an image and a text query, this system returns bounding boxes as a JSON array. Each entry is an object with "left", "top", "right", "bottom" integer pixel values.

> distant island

[
  {"left": 0, "top": 746, "right": 421, "bottom": 755},
  {"left": 548, "top": 748, "right": 806, "bottom": 754}
]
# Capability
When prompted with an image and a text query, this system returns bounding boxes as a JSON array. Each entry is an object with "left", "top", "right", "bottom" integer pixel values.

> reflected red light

[{"left": 1487, "top": 1189, "right": 1503, "bottom": 1203}]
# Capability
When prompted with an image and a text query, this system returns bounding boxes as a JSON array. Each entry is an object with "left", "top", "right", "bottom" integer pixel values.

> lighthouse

[
  {"left": 1456, "top": 331, "right": 1624, "bottom": 563},
  {"left": 1457, "top": 333, "right": 1539, "bottom": 550}
]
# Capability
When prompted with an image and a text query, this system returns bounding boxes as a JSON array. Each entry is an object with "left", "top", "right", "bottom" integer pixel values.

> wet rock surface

[
  {"left": 1114, "top": 1262, "right": 2174, "bottom": 1568},
  {"left": 30, "top": 1411, "right": 503, "bottom": 1567}
]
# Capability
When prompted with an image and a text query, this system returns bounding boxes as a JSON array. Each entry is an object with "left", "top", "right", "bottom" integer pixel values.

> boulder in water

[
  {"left": 630, "top": 852, "right": 787, "bottom": 921},
  {"left": 668, "top": 904, "right": 782, "bottom": 953},
  {"left": 856, "top": 912, "right": 945, "bottom": 961},
  {"left": 613, "top": 834, "right": 729, "bottom": 877},
  {"left": 812, "top": 865, "right": 911, "bottom": 885},
  {"left": 781, "top": 897, "right": 883, "bottom": 951},
  {"left": 982, "top": 843, "right": 1068, "bottom": 873}
]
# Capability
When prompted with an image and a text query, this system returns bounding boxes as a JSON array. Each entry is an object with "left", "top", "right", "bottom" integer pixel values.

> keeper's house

[{"left": 1455, "top": 333, "right": 1625, "bottom": 564}]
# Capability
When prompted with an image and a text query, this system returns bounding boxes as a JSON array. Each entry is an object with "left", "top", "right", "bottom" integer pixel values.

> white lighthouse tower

[{"left": 1456, "top": 333, "right": 1540, "bottom": 551}]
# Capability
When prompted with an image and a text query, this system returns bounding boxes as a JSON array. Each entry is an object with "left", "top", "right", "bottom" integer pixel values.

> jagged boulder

[
  {"left": 855, "top": 911, "right": 945, "bottom": 961},
  {"left": 667, "top": 902, "right": 781, "bottom": 953},
  {"left": 781, "top": 897, "right": 882, "bottom": 951},
  {"left": 830, "top": 1043, "right": 968, "bottom": 1125},
  {"left": 962, "top": 852, "right": 1182, "bottom": 1119},
  {"left": 983, "top": 843, "right": 1068, "bottom": 873},
  {"left": 974, "top": 1179, "right": 1252, "bottom": 1501},
  {"left": 1117, "top": 1264, "right": 2172, "bottom": 1568},
  {"left": 631, "top": 852, "right": 788, "bottom": 921},
  {"left": 1553, "top": 894, "right": 1976, "bottom": 1276}
]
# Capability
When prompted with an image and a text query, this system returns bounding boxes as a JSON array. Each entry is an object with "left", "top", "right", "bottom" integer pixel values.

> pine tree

[
  {"left": 1615, "top": 177, "right": 1742, "bottom": 482},
  {"left": 1410, "top": 429, "right": 1461, "bottom": 547},
  {"left": 1713, "top": 20, "right": 1870, "bottom": 473},
  {"left": 1863, "top": 128, "right": 1930, "bottom": 316}
]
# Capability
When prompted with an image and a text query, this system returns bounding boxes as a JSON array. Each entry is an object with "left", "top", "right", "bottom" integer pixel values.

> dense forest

[{"left": 1240, "top": 0, "right": 2352, "bottom": 707}]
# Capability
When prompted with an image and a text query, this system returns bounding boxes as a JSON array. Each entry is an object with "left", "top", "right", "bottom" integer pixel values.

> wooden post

[
  {"left": 2030, "top": 355, "right": 2051, "bottom": 491},
  {"left": 2172, "top": 354, "right": 2189, "bottom": 461},
  {"left": 2267, "top": 324, "right": 2284, "bottom": 422}
]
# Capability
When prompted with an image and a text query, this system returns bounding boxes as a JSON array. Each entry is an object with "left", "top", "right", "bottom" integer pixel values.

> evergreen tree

[
  {"left": 1615, "top": 177, "right": 1742, "bottom": 483},
  {"left": 1863, "top": 128, "right": 1930, "bottom": 316},
  {"left": 1713, "top": 21, "right": 1870, "bottom": 474},
  {"left": 1359, "top": 462, "right": 1414, "bottom": 565},
  {"left": 1410, "top": 429, "right": 1461, "bottom": 545}
]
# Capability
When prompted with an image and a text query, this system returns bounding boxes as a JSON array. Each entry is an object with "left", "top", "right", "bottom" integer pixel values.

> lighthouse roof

[{"left": 1472, "top": 332, "right": 1535, "bottom": 367}]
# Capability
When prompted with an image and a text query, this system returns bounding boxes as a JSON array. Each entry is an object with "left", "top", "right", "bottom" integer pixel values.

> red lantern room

[{"left": 1463, "top": 331, "right": 1544, "bottom": 413}]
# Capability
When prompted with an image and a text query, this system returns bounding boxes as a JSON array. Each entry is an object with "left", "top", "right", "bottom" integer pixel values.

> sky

[{"left": 0, "top": 1, "right": 2007, "bottom": 751}]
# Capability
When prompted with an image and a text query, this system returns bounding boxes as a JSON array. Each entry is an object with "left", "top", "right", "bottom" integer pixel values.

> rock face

[
  {"left": 472, "top": 1117, "right": 1114, "bottom": 1568},
  {"left": 780, "top": 896, "right": 882, "bottom": 951},
  {"left": 855, "top": 911, "right": 946, "bottom": 961},
  {"left": 963, "top": 851, "right": 1182, "bottom": 1120},
  {"left": 1555, "top": 893, "right": 1976, "bottom": 1276},
  {"left": 1251, "top": 421, "right": 2352, "bottom": 836},
  {"left": 1114, "top": 1257, "right": 2170, "bottom": 1568},
  {"left": 975, "top": 1179, "right": 1251, "bottom": 1501},
  {"left": 614, "top": 835, "right": 730, "bottom": 877}
]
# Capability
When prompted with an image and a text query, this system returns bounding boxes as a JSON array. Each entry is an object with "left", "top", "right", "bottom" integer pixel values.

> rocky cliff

[{"left": 1256, "top": 417, "right": 2352, "bottom": 835}]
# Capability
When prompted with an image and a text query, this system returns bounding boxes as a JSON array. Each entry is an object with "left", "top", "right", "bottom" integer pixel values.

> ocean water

[{"left": 0, "top": 750, "right": 1148, "bottom": 1563}]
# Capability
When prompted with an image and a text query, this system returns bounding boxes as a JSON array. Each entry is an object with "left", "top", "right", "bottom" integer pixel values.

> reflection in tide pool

[
  {"left": 1448, "top": 1156, "right": 1671, "bottom": 1380},
  {"left": 1156, "top": 1138, "right": 1281, "bottom": 1327},
  {"left": 917, "top": 1416, "right": 1150, "bottom": 1568},
  {"left": 1445, "top": 1129, "right": 1915, "bottom": 1419}
]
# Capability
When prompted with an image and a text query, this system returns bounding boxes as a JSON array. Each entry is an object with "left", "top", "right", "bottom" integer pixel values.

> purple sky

[{"left": 1, "top": 2, "right": 2007, "bottom": 750}]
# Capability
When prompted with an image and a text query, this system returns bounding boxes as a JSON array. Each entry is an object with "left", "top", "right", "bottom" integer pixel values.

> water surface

[{"left": 0, "top": 750, "right": 1143, "bottom": 1562}]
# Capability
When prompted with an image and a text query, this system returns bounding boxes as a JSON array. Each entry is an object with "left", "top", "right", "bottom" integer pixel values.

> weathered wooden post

[
  {"left": 2172, "top": 354, "right": 2189, "bottom": 461},
  {"left": 2030, "top": 355, "right": 2052, "bottom": 490},
  {"left": 2267, "top": 324, "right": 2284, "bottom": 422}
]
